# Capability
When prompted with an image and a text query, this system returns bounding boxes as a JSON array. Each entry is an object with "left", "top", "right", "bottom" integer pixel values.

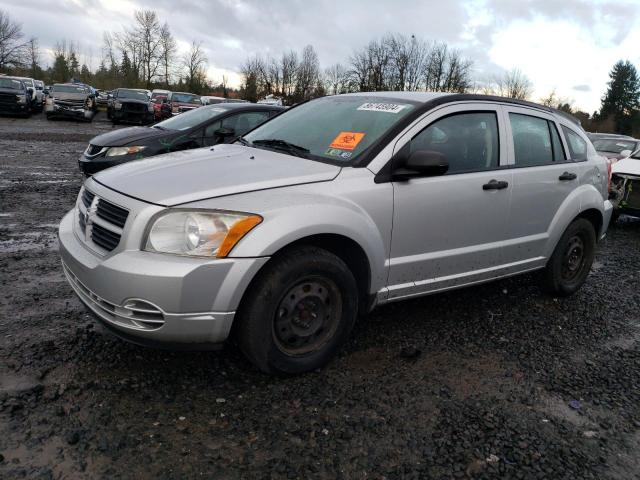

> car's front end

[
  {"left": 45, "top": 85, "right": 95, "bottom": 121},
  {"left": 58, "top": 179, "right": 267, "bottom": 348},
  {"left": 112, "top": 99, "right": 154, "bottom": 124},
  {"left": 60, "top": 142, "right": 343, "bottom": 349},
  {"left": 0, "top": 79, "right": 31, "bottom": 117},
  {"left": 610, "top": 158, "right": 640, "bottom": 218}
]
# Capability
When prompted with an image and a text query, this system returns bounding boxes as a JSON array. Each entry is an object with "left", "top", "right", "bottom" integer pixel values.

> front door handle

[
  {"left": 482, "top": 179, "right": 509, "bottom": 190},
  {"left": 559, "top": 172, "right": 577, "bottom": 181}
]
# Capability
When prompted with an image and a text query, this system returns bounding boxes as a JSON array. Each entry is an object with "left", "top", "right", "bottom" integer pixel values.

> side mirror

[
  {"left": 393, "top": 150, "right": 449, "bottom": 180},
  {"left": 619, "top": 149, "right": 632, "bottom": 158},
  {"left": 214, "top": 127, "right": 235, "bottom": 138}
]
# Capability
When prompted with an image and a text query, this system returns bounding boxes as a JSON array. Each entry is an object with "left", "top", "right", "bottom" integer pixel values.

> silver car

[{"left": 59, "top": 92, "right": 613, "bottom": 374}]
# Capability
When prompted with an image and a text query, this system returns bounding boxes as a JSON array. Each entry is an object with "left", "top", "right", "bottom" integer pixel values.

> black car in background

[
  {"left": 0, "top": 77, "right": 31, "bottom": 117},
  {"left": 79, "top": 103, "right": 284, "bottom": 176},
  {"left": 107, "top": 88, "right": 153, "bottom": 125}
]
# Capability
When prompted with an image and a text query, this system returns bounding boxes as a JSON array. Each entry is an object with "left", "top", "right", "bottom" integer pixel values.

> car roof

[
  {"left": 171, "top": 91, "right": 199, "bottom": 95},
  {"left": 337, "top": 92, "right": 583, "bottom": 126},
  {"left": 204, "top": 103, "right": 284, "bottom": 111}
]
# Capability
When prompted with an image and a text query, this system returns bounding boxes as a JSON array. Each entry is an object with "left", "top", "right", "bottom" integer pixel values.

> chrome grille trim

[
  {"left": 62, "top": 261, "right": 165, "bottom": 331},
  {"left": 76, "top": 188, "right": 129, "bottom": 253}
]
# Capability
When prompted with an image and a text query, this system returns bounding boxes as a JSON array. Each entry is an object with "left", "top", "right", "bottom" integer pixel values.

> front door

[{"left": 387, "top": 104, "right": 512, "bottom": 300}]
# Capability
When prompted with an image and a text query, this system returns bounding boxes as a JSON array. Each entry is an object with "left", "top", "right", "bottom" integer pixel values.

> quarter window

[
  {"left": 561, "top": 126, "right": 588, "bottom": 161},
  {"left": 509, "top": 113, "right": 566, "bottom": 166},
  {"left": 409, "top": 112, "right": 500, "bottom": 174}
]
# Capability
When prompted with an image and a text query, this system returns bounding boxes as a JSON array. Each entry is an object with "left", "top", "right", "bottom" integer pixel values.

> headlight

[
  {"left": 144, "top": 210, "right": 262, "bottom": 258},
  {"left": 16, "top": 94, "right": 27, "bottom": 104},
  {"left": 148, "top": 104, "right": 154, "bottom": 112},
  {"left": 114, "top": 101, "right": 122, "bottom": 109},
  {"left": 105, "top": 146, "right": 146, "bottom": 157}
]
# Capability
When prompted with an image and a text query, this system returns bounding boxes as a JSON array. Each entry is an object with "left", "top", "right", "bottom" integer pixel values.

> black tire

[
  {"left": 542, "top": 218, "right": 596, "bottom": 296},
  {"left": 235, "top": 246, "right": 359, "bottom": 374}
]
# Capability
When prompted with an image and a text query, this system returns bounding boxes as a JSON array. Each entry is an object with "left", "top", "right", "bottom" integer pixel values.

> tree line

[{"left": 1, "top": 8, "right": 640, "bottom": 135}]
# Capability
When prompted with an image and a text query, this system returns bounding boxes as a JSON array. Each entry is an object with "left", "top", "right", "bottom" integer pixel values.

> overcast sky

[{"left": 3, "top": 0, "right": 639, "bottom": 112}]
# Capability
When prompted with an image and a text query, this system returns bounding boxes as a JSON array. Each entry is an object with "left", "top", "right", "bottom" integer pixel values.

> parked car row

[{"left": 60, "top": 92, "right": 613, "bottom": 374}]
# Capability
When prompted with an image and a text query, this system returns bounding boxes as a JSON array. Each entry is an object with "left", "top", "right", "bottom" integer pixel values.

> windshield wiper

[
  {"left": 252, "top": 139, "right": 310, "bottom": 158},
  {"left": 152, "top": 125, "right": 166, "bottom": 130},
  {"left": 236, "top": 136, "right": 251, "bottom": 146}
]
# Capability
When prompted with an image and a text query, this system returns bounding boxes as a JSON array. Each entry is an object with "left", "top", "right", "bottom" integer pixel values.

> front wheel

[
  {"left": 542, "top": 218, "right": 596, "bottom": 296},
  {"left": 236, "top": 246, "right": 359, "bottom": 374}
]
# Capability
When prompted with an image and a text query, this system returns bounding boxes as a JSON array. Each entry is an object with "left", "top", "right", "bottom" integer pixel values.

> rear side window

[
  {"left": 562, "top": 126, "right": 588, "bottom": 161},
  {"left": 509, "top": 113, "right": 566, "bottom": 166},
  {"left": 410, "top": 112, "right": 499, "bottom": 174}
]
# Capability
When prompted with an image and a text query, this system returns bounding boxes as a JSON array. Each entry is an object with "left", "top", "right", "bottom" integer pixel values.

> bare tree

[
  {"left": 489, "top": 68, "right": 533, "bottom": 100},
  {"left": 182, "top": 41, "right": 208, "bottom": 93},
  {"left": 133, "top": 10, "right": 164, "bottom": 87},
  {"left": 27, "top": 37, "right": 40, "bottom": 77},
  {"left": 281, "top": 50, "right": 298, "bottom": 99},
  {"left": 295, "top": 45, "right": 320, "bottom": 101},
  {"left": 324, "top": 63, "right": 349, "bottom": 95},
  {"left": 0, "top": 10, "right": 28, "bottom": 71},
  {"left": 159, "top": 22, "right": 176, "bottom": 87}
]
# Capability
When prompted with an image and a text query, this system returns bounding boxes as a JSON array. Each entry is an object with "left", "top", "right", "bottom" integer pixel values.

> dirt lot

[{"left": 1, "top": 112, "right": 639, "bottom": 480}]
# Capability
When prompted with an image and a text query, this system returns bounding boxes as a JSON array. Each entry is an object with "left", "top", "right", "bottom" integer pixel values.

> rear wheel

[
  {"left": 542, "top": 218, "right": 596, "bottom": 296},
  {"left": 236, "top": 246, "right": 358, "bottom": 374}
]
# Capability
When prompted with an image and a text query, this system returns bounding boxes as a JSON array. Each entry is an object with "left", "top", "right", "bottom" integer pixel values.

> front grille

[
  {"left": 81, "top": 189, "right": 95, "bottom": 208},
  {"left": 91, "top": 223, "right": 121, "bottom": 251},
  {"left": 86, "top": 144, "right": 103, "bottom": 156},
  {"left": 0, "top": 93, "right": 17, "bottom": 106},
  {"left": 123, "top": 102, "right": 146, "bottom": 113},
  {"left": 77, "top": 188, "right": 129, "bottom": 253},
  {"left": 62, "top": 261, "right": 165, "bottom": 331},
  {"left": 55, "top": 99, "right": 85, "bottom": 107},
  {"left": 96, "top": 199, "right": 128, "bottom": 228}
]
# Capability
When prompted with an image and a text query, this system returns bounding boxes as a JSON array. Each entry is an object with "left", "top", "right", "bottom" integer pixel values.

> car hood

[
  {"left": 93, "top": 143, "right": 342, "bottom": 206},
  {"left": 90, "top": 126, "right": 167, "bottom": 147},
  {"left": 612, "top": 157, "right": 640, "bottom": 176},
  {"left": 53, "top": 92, "right": 88, "bottom": 101}
]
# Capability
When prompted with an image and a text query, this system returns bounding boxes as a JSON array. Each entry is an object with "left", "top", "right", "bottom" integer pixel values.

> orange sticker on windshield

[{"left": 329, "top": 132, "right": 365, "bottom": 151}]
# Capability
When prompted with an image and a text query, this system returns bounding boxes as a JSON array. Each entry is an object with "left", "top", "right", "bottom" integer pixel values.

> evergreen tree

[
  {"left": 599, "top": 60, "right": 640, "bottom": 134},
  {"left": 69, "top": 52, "right": 80, "bottom": 79},
  {"left": 51, "top": 54, "right": 69, "bottom": 82}
]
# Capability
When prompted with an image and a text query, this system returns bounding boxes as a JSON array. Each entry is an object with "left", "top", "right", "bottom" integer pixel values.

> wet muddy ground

[{"left": 1, "top": 113, "right": 639, "bottom": 479}]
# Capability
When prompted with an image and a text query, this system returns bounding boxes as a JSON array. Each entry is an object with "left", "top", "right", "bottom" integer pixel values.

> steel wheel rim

[
  {"left": 272, "top": 276, "right": 342, "bottom": 355},
  {"left": 561, "top": 234, "right": 585, "bottom": 281}
]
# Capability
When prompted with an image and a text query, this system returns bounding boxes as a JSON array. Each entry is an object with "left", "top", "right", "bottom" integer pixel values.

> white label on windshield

[{"left": 357, "top": 102, "right": 408, "bottom": 114}]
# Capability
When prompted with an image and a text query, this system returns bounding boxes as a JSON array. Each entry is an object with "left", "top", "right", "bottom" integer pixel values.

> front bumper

[
  {"left": 0, "top": 101, "right": 30, "bottom": 115},
  {"left": 46, "top": 103, "right": 93, "bottom": 120},
  {"left": 78, "top": 153, "right": 133, "bottom": 176},
  {"left": 112, "top": 109, "right": 153, "bottom": 124},
  {"left": 58, "top": 208, "right": 269, "bottom": 348}
]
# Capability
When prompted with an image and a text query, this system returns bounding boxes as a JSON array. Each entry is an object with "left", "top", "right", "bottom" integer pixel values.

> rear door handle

[
  {"left": 482, "top": 179, "right": 509, "bottom": 190},
  {"left": 559, "top": 172, "right": 577, "bottom": 181}
]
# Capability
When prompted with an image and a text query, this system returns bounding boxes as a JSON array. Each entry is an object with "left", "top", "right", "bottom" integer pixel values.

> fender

[
  {"left": 230, "top": 199, "right": 389, "bottom": 295},
  {"left": 544, "top": 184, "right": 604, "bottom": 258}
]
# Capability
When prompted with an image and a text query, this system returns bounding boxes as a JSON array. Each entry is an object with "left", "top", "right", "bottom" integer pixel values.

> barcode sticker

[{"left": 357, "top": 102, "right": 408, "bottom": 114}]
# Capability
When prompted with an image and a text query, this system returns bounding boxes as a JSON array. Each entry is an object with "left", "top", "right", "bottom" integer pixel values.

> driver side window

[{"left": 410, "top": 112, "right": 500, "bottom": 174}]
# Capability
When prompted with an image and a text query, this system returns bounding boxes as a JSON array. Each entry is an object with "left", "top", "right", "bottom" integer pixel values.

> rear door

[
  {"left": 387, "top": 103, "right": 513, "bottom": 300},
  {"left": 501, "top": 106, "right": 581, "bottom": 266}
]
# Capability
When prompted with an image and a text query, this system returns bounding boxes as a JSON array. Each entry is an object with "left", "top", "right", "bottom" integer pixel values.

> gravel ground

[{"left": 1, "top": 113, "right": 639, "bottom": 480}]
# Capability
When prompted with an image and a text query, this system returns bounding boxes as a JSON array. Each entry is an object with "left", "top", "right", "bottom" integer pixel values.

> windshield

[
  {"left": 34, "top": 80, "right": 44, "bottom": 89},
  {"left": 243, "top": 95, "right": 417, "bottom": 163},
  {"left": 593, "top": 139, "right": 637, "bottom": 154},
  {"left": 118, "top": 89, "right": 149, "bottom": 101},
  {"left": 151, "top": 93, "right": 167, "bottom": 102},
  {"left": 172, "top": 93, "right": 200, "bottom": 104},
  {"left": 155, "top": 105, "right": 229, "bottom": 131},
  {"left": 52, "top": 84, "right": 89, "bottom": 94},
  {"left": 0, "top": 79, "right": 24, "bottom": 90}
]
